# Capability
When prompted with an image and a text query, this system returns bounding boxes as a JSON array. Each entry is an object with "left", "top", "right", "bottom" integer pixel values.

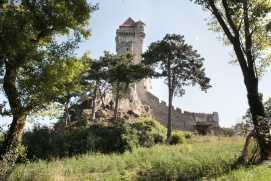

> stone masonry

[{"left": 116, "top": 18, "right": 220, "bottom": 135}]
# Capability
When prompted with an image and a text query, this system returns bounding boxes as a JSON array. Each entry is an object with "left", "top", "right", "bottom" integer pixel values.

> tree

[
  {"left": 142, "top": 34, "right": 211, "bottom": 140},
  {"left": 232, "top": 122, "right": 251, "bottom": 136},
  {"left": 0, "top": 0, "right": 97, "bottom": 177},
  {"left": 104, "top": 52, "right": 152, "bottom": 123},
  {"left": 191, "top": 0, "right": 271, "bottom": 162},
  {"left": 242, "top": 98, "right": 271, "bottom": 129},
  {"left": 82, "top": 54, "right": 109, "bottom": 121},
  {"left": 220, "top": 127, "right": 235, "bottom": 137}
]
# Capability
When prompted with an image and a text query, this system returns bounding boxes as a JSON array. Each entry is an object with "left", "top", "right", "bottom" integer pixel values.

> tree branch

[
  {"left": 221, "top": 0, "right": 239, "bottom": 38},
  {"left": 243, "top": 1, "right": 255, "bottom": 77},
  {"left": 208, "top": 0, "right": 235, "bottom": 43}
]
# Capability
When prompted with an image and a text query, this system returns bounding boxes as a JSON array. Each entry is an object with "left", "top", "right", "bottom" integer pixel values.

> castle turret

[{"left": 116, "top": 17, "right": 151, "bottom": 97}]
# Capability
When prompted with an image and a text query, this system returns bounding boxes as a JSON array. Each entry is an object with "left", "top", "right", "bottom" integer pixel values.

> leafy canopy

[
  {"left": 0, "top": 0, "right": 97, "bottom": 115},
  {"left": 142, "top": 34, "right": 211, "bottom": 97},
  {"left": 191, "top": 0, "right": 271, "bottom": 77}
]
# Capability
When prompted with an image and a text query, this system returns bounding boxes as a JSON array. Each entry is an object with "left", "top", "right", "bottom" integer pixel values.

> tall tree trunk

[
  {"left": 113, "top": 81, "right": 120, "bottom": 123},
  {"left": 0, "top": 60, "right": 27, "bottom": 179},
  {"left": 90, "top": 81, "right": 98, "bottom": 121},
  {"left": 167, "top": 88, "right": 173, "bottom": 141},
  {"left": 0, "top": 115, "right": 27, "bottom": 180},
  {"left": 167, "top": 59, "right": 172, "bottom": 141},
  {"left": 245, "top": 77, "right": 271, "bottom": 160},
  {"left": 235, "top": 40, "right": 271, "bottom": 160}
]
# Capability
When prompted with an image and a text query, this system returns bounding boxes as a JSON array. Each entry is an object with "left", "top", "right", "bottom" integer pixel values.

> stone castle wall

[{"left": 140, "top": 91, "right": 220, "bottom": 134}]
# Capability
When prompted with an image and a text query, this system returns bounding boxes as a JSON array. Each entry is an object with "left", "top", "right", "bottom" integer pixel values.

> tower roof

[
  {"left": 136, "top": 20, "right": 146, "bottom": 26},
  {"left": 120, "top": 17, "right": 136, "bottom": 27},
  {"left": 119, "top": 17, "right": 146, "bottom": 28}
]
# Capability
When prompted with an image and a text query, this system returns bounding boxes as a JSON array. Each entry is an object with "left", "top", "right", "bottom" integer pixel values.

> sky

[{"left": 1, "top": 0, "right": 270, "bottom": 129}]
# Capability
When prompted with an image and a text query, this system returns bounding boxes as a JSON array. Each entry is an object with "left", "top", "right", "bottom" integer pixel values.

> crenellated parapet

[{"left": 140, "top": 91, "right": 220, "bottom": 135}]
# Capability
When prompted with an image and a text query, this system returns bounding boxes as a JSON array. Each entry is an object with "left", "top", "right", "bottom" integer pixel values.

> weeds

[{"left": 9, "top": 137, "right": 245, "bottom": 181}]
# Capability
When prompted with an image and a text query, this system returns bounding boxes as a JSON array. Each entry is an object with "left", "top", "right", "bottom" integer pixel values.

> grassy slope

[
  {"left": 210, "top": 164, "right": 271, "bottom": 181},
  {"left": 9, "top": 136, "right": 259, "bottom": 181}
]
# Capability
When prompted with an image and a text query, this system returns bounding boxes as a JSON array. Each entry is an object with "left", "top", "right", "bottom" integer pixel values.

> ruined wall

[{"left": 140, "top": 91, "right": 220, "bottom": 134}]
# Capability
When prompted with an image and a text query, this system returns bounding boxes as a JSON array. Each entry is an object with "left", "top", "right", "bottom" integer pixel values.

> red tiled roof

[
  {"left": 136, "top": 20, "right": 145, "bottom": 25},
  {"left": 120, "top": 17, "right": 136, "bottom": 27}
]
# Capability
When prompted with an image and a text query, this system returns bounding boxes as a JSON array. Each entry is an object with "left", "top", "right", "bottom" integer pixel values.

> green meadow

[{"left": 9, "top": 136, "right": 271, "bottom": 181}]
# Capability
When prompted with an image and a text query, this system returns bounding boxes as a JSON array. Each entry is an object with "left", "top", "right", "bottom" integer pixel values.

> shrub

[
  {"left": 16, "top": 145, "right": 29, "bottom": 163},
  {"left": 87, "top": 120, "right": 139, "bottom": 153},
  {"left": 22, "top": 125, "right": 95, "bottom": 159},
  {"left": 22, "top": 125, "right": 60, "bottom": 160},
  {"left": 220, "top": 127, "right": 235, "bottom": 137},
  {"left": 169, "top": 130, "right": 186, "bottom": 145},
  {"left": 183, "top": 131, "right": 194, "bottom": 139},
  {"left": 22, "top": 120, "right": 140, "bottom": 160},
  {"left": 22, "top": 118, "right": 167, "bottom": 160},
  {"left": 133, "top": 118, "right": 166, "bottom": 147}
]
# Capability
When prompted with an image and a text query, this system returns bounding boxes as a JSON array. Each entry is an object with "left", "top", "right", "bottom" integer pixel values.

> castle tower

[{"left": 116, "top": 17, "right": 151, "bottom": 97}]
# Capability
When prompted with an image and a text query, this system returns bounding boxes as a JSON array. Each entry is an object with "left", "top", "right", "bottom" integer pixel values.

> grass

[
  {"left": 8, "top": 136, "right": 248, "bottom": 181},
  {"left": 206, "top": 162, "right": 271, "bottom": 181}
]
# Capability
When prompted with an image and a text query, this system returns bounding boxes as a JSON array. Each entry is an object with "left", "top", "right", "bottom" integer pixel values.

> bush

[
  {"left": 22, "top": 120, "right": 140, "bottom": 160},
  {"left": 87, "top": 120, "right": 138, "bottom": 153},
  {"left": 133, "top": 118, "right": 166, "bottom": 147},
  {"left": 220, "top": 127, "right": 235, "bottom": 137},
  {"left": 23, "top": 125, "right": 97, "bottom": 159},
  {"left": 22, "top": 118, "right": 168, "bottom": 160},
  {"left": 169, "top": 131, "right": 186, "bottom": 145},
  {"left": 183, "top": 131, "right": 194, "bottom": 139},
  {"left": 22, "top": 125, "right": 60, "bottom": 160}
]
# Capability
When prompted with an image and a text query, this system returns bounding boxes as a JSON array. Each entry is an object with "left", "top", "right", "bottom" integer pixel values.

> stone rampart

[{"left": 140, "top": 91, "right": 220, "bottom": 134}]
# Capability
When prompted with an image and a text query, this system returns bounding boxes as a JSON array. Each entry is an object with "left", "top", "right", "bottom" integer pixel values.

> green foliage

[
  {"left": 243, "top": 97, "right": 271, "bottom": 127},
  {"left": 21, "top": 118, "right": 169, "bottom": 160},
  {"left": 0, "top": 1, "right": 98, "bottom": 174},
  {"left": 212, "top": 165, "right": 271, "bottom": 181},
  {"left": 9, "top": 138, "right": 246, "bottom": 180},
  {"left": 169, "top": 130, "right": 186, "bottom": 145},
  {"left": 87, "top": 120, "right": 139, "bottom": 153},
  {"left": 102, "top": 51, "right": 152, "bottom": 122},
  {"left": 192, "top": 0, "right": 271, "bottom": 75},
  {"left": 16, "top": 145, "right": 29, "bottom": 163},
  {"left": 183, "top": 131, "right": 195, "bottom": 139},
  {"left": 232, "top": 122, "right": 251, "bottom": 136},
  {"left": 142, "top": 34, "right": 211, "bottom": 96},
  {"left": 0, "top": 0, "right": 98, "bottom": 115},
  {"left": 133, "top": 118, "right": 167, "bottom": 147},
  {"left": 221, "top": 127, "right": 235, "bottom": 137},
  {"left": 142, "top": 34, "right": 211, "bottom": 139},
  {"left": 22, "top": 122, "right": 139, "bottom": 159}
]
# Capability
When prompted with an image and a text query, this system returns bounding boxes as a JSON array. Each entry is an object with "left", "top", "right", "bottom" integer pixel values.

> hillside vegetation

[
  {"left": 3, "top": 117, "right": 270, "bottom": 181},
  {"left": 10, "top": 136, "right": 270, "bottom": 181}
]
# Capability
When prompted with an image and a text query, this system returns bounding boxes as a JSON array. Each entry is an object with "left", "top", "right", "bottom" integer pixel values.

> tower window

[{"left": 127, "top": 48, "right": 129, "bottom": 51}]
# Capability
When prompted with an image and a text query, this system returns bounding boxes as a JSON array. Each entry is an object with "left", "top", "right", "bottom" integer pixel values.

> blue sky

[{"left": 1, "top": 0, "right": 270, "bottom": 128}]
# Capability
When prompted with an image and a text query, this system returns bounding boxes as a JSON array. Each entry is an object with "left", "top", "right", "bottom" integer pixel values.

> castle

[{"left": 115, "top": 17, "right": 220, "bottom": 135}]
